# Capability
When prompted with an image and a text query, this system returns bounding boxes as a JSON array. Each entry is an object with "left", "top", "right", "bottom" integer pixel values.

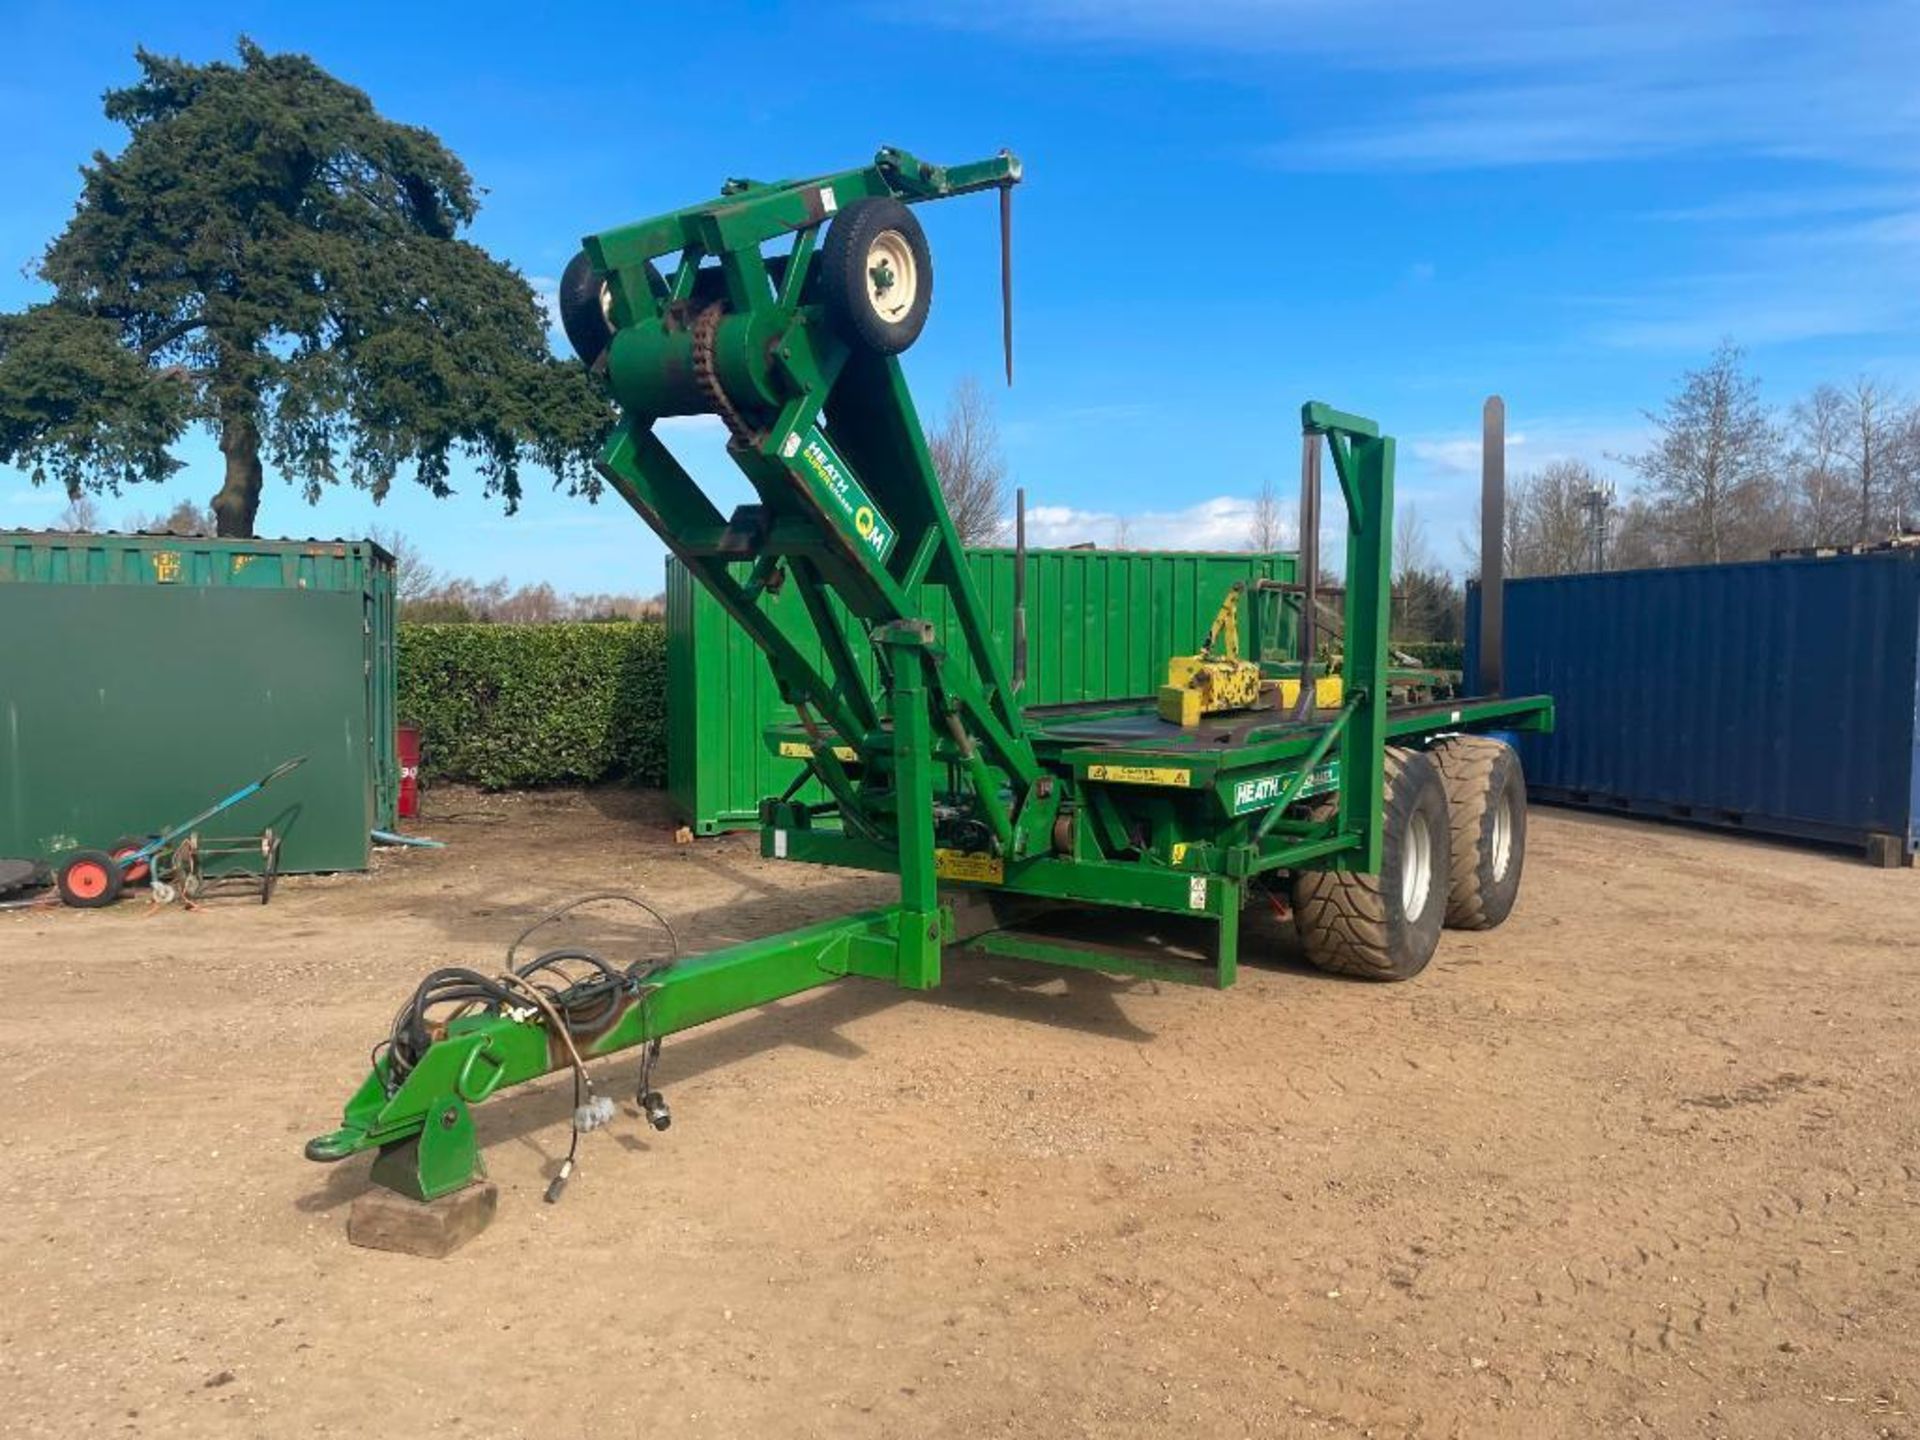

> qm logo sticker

[{"left": 788, "top": 426, "right": 897, "bottom": 563}]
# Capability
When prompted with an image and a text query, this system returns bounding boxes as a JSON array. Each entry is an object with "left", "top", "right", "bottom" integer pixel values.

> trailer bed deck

[{"left": 1022, "top": 692, "right": 1553, "bottom": 762}]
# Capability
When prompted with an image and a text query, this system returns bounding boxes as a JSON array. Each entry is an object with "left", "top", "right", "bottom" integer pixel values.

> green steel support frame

[{"left": 307, "top": 149, "right": 1553, "bottom": 1201}]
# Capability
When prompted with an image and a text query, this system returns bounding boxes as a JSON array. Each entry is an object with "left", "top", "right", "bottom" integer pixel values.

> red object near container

[{"left": 397, "top": 724, "right": 422, "bottom": 819}]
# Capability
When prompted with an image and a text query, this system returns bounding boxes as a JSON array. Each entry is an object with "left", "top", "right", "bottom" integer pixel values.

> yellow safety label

[
  {"left": 1087, "top": 763, "right": 1192, "bottom": 787},
  {"left": 934, "top": 849, "right": 1005, "bottom": 884},
  {"left": 777, "top": 741, "right": 858, "bottom": 762}
]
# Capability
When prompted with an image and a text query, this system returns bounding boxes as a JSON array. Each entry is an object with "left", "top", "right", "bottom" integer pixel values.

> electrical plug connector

[{"left": 574, "top": 1095, "right": 616, "bottom": 1132}]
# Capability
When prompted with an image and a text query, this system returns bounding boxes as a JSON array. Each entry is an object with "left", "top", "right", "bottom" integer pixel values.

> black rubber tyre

[
  {"left": 1429, "top": 736, "right": 1527, "bottom": 930},
  {"left": 1291, "top": 747, "right": 1450, "bottom": 981},
  {"left": 558, "top": 250, "right": 615, "bottom": 367},
  {"left": 57, "top": 849, "right": 124, "bottom": 909},
  {"left": 819, "top": 198, "right": 933, "bottom": 354},
  {"left": 0, "top": 857, "right": 43, "bottom": 896}
]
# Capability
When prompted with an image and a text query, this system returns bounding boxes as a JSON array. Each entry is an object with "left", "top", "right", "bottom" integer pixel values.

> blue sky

[{"left": 2, "top": 0, "right": 1916, "bottom": 591}]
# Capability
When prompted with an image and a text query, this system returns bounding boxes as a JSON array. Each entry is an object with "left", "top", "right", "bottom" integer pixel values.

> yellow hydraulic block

[
  {"left": 1275, "top": 674, "right": 1344, "bottom": 709},
  {"left": 1158, "top": 584, "right": 1265, "bottom": 726},
  {"left": 1159, "top": 653, "right": 1264, "bottom": 725}
]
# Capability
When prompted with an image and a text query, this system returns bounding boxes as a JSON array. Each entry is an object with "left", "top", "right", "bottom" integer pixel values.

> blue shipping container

[{"left": 1467, "top": 553, "right": 1920, "bottom": 861}]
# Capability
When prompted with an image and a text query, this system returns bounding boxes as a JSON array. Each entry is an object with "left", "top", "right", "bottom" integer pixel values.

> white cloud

[
  {"left": 0, "top": 486, "right": 61, "bottom": 515},
  {"left": 1410, "top": 433, "right": 1527, "bottom": 475},
  {"left": 1021, "top": 494, "right": 1293, "bottom": 551},
  {"left": 1407, "top": 419, "right": 1645, "bottom": 482},
  {"left": 1645, "top": 183, "right": 1920, "bottom": 225},
  {"left": 911, "top": 1, "right": 1919, "bottom": 354},
  {"left": 914, "top": 1, "right": 1920, "bottom": 172},
  {"left": 1592, "top": 204, "right": 1920, "bottom": 350}
]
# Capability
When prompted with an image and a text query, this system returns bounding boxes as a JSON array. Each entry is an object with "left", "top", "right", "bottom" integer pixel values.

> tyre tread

[
  {"left": 1431, "top": 737, "right": 1499, "bottom": 929},
  {"left": 1293, "top": 749, "right": 1432, "bottom": 980},
  {"left": 1430, "top": 735, "right": 1527, "bottom": 931}
]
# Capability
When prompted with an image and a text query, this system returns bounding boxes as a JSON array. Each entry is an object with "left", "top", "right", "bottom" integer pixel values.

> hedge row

[
  {"left": 398, "top": 622, "right": 666, "bottom": 789},
  {"left": 1395, "top": 640, "right": 1465, "bottom": 671},
  {"left": 396, "top": 621, "right": 1466, "bottom": 792}
]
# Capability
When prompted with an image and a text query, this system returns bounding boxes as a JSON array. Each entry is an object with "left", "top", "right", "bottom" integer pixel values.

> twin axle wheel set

[{"left": 1290, "top": 735, "right": 1527, "bottom": 981}]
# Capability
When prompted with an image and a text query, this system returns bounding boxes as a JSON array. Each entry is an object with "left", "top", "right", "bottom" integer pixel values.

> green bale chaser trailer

[{"left": 308, "top": 149, "right": 1551, "bottom": 1235}]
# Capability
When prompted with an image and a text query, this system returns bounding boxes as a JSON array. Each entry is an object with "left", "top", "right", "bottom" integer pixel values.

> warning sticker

[
  {"left": 934, "top": 849, "right": 1005, "bottom": 884},
  {"left": 1087, "top": 764, "right": 1193, "bottom": 788},
  {"left": 776, "top": 741, "right": 859, "bottom": 762}
]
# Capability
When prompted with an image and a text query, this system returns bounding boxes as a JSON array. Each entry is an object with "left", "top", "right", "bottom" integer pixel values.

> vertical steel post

[
  {"left": 877, "top": 623, "right": 943, "bottom": 990},
  {"left": 1340, "top": 431, "right": 1393, "bottom": 873},
  {"left": 1292, "top": 433, "right": 1322, "bottom": 720},
  {"left": 1013, "top": 488, "right": 1028, "bottom": 695},
  {"left": 1478, "top": 396, "right": 1505, "bottom": 698},
  {"left": 999, "top": 180, "right": 1015, "bottom": 387},
  {"left": 1212, "top": 878, "right": 1241, "bottom": 988}
]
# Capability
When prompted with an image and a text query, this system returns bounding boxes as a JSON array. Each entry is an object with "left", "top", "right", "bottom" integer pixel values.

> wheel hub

[
  {"left": 864, "top": 230, "right": 918, "bottom": 323},
  {"left": 1401, "top": 812, "right": 1433, "bottom": 916},
  {"left": 1490, "top": 788, "right": 1514, "bottom": 881}
]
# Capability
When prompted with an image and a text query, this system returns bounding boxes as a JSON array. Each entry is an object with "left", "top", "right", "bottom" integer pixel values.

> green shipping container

[
  {"left": 0, "top": 531, "right": 398, "bottom": 873},
  {"left": 668, "top": 547, "right": 1297, "bottom": 834}
]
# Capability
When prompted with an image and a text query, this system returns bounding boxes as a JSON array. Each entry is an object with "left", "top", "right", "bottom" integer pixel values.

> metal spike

[
  {"left": 1479, "top": 395, "right": 1506, "bottom": 698},
  {"left": 999, "top": 181, "right": 1014, "bottom": 386}
]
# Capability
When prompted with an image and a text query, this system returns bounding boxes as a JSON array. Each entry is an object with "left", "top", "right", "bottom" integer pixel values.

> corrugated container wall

[
  {"left": 669, "top": 548, "right": 1297, "bottom": 833},
  {"left": 1, "top": 532, "right": 398, "bottom": 872},
  {"left": 1466, "top": 553, "right": 1920, "bottom": 858}
]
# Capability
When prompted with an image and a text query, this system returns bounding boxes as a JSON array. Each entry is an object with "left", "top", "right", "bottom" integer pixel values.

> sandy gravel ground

[{"left": 1, "top": 788, "right": 1915, "bottom": 1439}]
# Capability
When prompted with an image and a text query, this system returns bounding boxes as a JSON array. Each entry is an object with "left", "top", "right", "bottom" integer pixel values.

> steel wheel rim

[
  {"left": 68, "top": 863, "right": 108, "bottom": 898},
  {"left": 1490, "top": 787, "right": 1514, "bottom": 882},
  {"left": 1401, "top": 811, "right": 1433, "bottom": 916},
  {"left": 865, "top": 230, "right": 918, "bottom": 324}
]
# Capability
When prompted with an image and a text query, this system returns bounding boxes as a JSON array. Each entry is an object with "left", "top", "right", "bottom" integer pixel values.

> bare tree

[
  {"left": 370, "top": 527, "right": 443, "bottom": 605},
  {"left": 1395, "top": 569, "right": 1463, "bottom": 644},
  {"left": 1512, "top": 460, "right": 1607, "bottom": 576},
  {"left": 398, "top": 573, "right": 662, "bottom": 624},
  {"left": 1787, "top": 384, "right": 1851, "bottom": 547},
  {"left": 1627, "top": 340, "right": 1783, "bottom": 564},
  {"left": 492, "top": 582, "right": 562, "bottom": 624},
  {"left": 1460, "top": 492, "right": 1516, "bottom": 580},
  {"left": 1391, "top": 503, "right": 1458, "bottom": 641},
  {"left": 1896, "top": 405, "right": 1920, "bottom": 532},
  {"left": 927, "top": 376, "right": 1009, "bottom": 546},
  {"left": 566, "top": 591, "right": 664, "bottom": 622},
  {"left": 403, "top": 575, "right": 510, "bottom": 622},
  {"left": 1393, "top": 502, "right": 1429, "bottom": 578},
  {"left": 1248, "top": 476, "right": 1285, "bottom": 553},
  {"left": 123, "top": 499, "right": 217, "bottom": 536},
  {"left": 1463, "top": 459, "right": 1621, "bottom": 575},
  {"left": 1111, "top": 515, "right": 1132, "bottom": 549},
  {"left": 1607, "top": 496, "right": 1668, "bottom": 571},
  {"left": 1835, "top": 377, "right": 1915, "bottom": 543},
  {"left": 55, "top": 492, "right": 101, "bottom": 531}
]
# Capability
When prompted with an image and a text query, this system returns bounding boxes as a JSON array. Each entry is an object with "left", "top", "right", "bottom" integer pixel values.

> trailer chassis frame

[{"left": 307, "top": 150, "right": 1553, "bottom": 1207}]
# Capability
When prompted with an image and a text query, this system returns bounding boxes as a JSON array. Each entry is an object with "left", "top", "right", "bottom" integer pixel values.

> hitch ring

[{"left": 456, "top": 1041, "right": 507, "bottom": 1104}]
